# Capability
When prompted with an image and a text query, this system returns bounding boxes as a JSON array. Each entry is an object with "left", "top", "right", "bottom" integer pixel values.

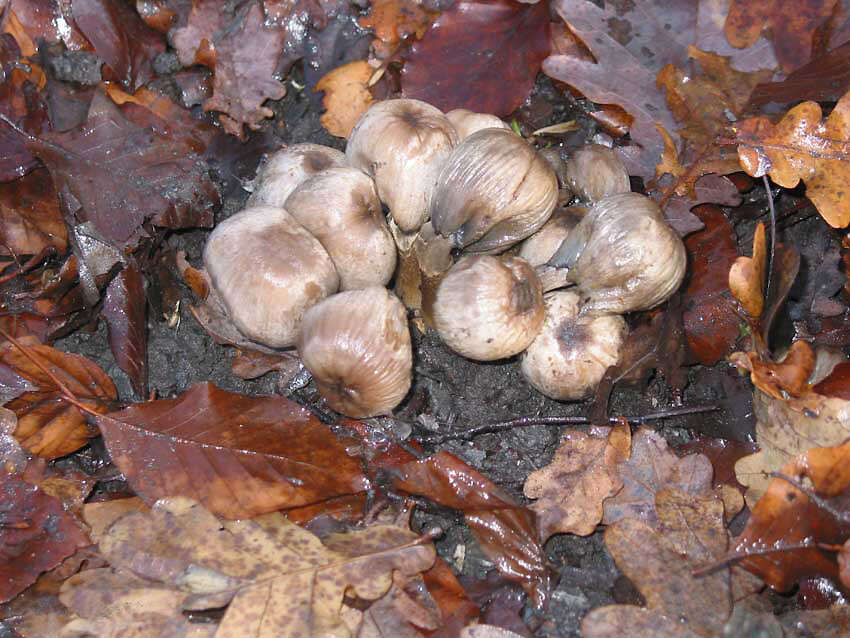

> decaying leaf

[
  {"left": 316, "top": 60, "right": 375, "bottom": 138},
  {"left": 732, "top": 440, "right": 850, "bottom": 592},
  {"left": 734, "top": 88, "right": 850, "bottom": 228},
  {"left": 60, "top": 497, "right": 436, "bottom": 637},
  {"left": 602, "top": 428, "right": 713, "bottom": 526},
  {"left": 1, "top": 338, "right": 116, "bottom": 458},
  {"left": 359, "top": 0, "right": 435, "bottom": 59},
  {"left": 0, "top": 168, "right": 67, "bottom": 258},
  {"left": 96, "top": 382, "right": 370, "bottom": 519},
  {"left": 728, "top": 222, "right": 767, "bottom": 318},
  {"left": 402, "top": 0, "right": 549, "bottom": 116},
  {"left": 524, "top": 423, "right": 630, "bottom": 540},
  {"left": 102, "top": 263, "right": 148, "bottom": 398}
]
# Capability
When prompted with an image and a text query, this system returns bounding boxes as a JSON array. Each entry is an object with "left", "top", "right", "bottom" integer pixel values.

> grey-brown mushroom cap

[
  {"left": 548, "top": 192, "right": 687, "bottom": 315},
  {"left": 284, "top": 167, "right": 397, "bottom": 290},
  {"left": 203, "top": 206, "right": 339, "bottom": 348},
  {"left": 248, "top": 144, "right": 346, "bottom": 208},
  {"left": 346, "top": 98, "right": 459, "bottom": 233},
  {"left": 430, "top": 128, "right": 558, "bottom": 253},
  {"left": 518, "top": 207, "right": 584, "bottom": 267},
  {"left": 445, "top": 109, "right": 511, "bottom": 140},
  {"left": 433, "top": 255, "right": 544, "bottom": 361},
  {"left": 564, "top": 144, "right": 630, "bottom": 203},
  {"left": 297, "top": 287, "right": 412, "bottom": 418},
  {"left": 521, "top": 291, "right": 627, "bottom": 400}
]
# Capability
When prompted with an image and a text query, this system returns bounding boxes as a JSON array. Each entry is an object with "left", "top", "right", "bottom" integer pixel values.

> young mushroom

[
  {"left": 433, "top": 255, "right": 544, "bottom": 361},
  {"left": 248, "top": 143, "right": 346, "bottom": 208},
  {"left": 346, "top": 99, "right": 459, "bottom": 233},
  {"left": 445, "top": 108, "right": 511, "bottom": 140},
  {"left": 203, "top": 206, "right": 339, "bottom": 348},
  {"left": 521, "top": 291, "right": 627, "bottom": 400},
  {"left": 548, "top": 193, "right": 687, "bottom": 315},
  {"left": 430, "top": 128, "right": 558, "bottom": 254},
  {"left": 518, "top": 207, "right": 585, "bottom": 267},
  {"left": 297, "top": 287, "right": 412, "bottom": 418},
  {"left": 284, "top": 167, "right": 396, "bottom": 289},
  {"left": 564, "top": 144, "right": 630, "bottom": 203}
]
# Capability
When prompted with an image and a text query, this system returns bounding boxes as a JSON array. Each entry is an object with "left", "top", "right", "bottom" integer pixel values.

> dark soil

[{"left": 48, "top": 56, "right": 845, "bottom": 636}]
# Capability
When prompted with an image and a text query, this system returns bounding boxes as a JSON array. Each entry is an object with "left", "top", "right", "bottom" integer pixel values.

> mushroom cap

[
  {"left": 203, "top": 206, "right": 339, "bottom": 348},
  {"left": 433, "top": 255, "right": 544, "bottom": 361},
  {"left": 248, "top": 143, "right": 346, "bottom": 208},
  {"left": 284, "top": 167, "right": 397, "bottom": 290},
  {"left": 549, "top": 193, "right": 687, "bottom": 315},
  {"left": 445, "top": 108, "right": 511, "bottom": 140},
  {"left": 297, "top": 287, "right": 412, "bottom": 417},
  {"left": 521, "top": 291, "right": 627, "bottom": 400},
  {"left": 518, "top": 207, "right": 584, "bottom": 266},
  {"left": 430, "top": 128, "right": 558, "bottom": 254},
  {"left": 346, "top": 98, "right": 459, "bottom": 233},
  {"left": 564, "top": 144, "right": 630, "bottom": 203}
]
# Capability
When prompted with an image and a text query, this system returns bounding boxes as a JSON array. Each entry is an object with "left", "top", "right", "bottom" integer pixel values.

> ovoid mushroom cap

[
  {"left": 430, "top": 128, "right": 558, "bottom": 254},
  {"left": 203, "top": 206, "right": 339, "bottom": 348},
  {"left": 521, "top": 291, "right": 627, "bottom": 400},
  {"left": 549, "top": 192, "right": 687, "bottom": 315},
  {"left": 564, "top": 144, "right": 630, "bottom": 203},
  {"left": 284, "top": 167, "right": 396, "bottom": 290},
  {"left": 433, "top": 255, "right": 544, "bottom": 361},
  {"left": 248, "top": 143, "right": 346, "bottom": 208},
  {"left": 518, "top": 207, "right": 585, "bottom": 267},
  {"left": 445, "top": 108, "right": 511, "bottom": 140},
  {"left": 297, "top": 287, "right": 412, "bottom": 418},
  {"left": 346, "top": 98, "right": 459, "bottom": 233}
]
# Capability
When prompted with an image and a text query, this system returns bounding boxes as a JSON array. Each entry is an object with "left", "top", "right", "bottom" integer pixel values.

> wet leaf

[
  {"left": 0, "top": 168, "right": 67, "bottom": 257},
  {"left": 732, "top": 440, "right": 850, "bottom": 592},
  {"left": 813, "top": 361, "right": 850, "bottom": 399},
  {"left": 26, "top": 87, "right": 218, "bottom": 248},
  {"left": 102, "top": 263, "right": 148, "bottom": 397},
  {"left": 61, "top": 497, "right": 436, "bottom": 636},
  {"left": 359, "top": 0, "right": 435, "bottom": 59},
  {"left": 316, "top": 60, "right": 375, "bottom": 138},
  {"left": 96, "top": 382, "right": 370, "bottom": 519},
  {"left": 0, "top": 472, "right": 90, "bottom": 603},
  {"left": 749, "top": 41, "right": 850, "bottom": 106},
  {"left": 393, "top": 450, "right": 549, "bottom": 607},
  {"left": 523, "top": 423, "right": 630, "bottom": 540},
  {"left": 681, "top": 205, "right": 741, "bottom": 365},
  {"left": 402, "top": 0, "right": 550, "bottom": 116},
  {"left": 734, "top": 88, "right": 850, "bottom": 229},
  {"left": 1, "top": 338, "right": 116, "bottom": 458},
  {"left": 729, "top": 222, "right": 767, "bottom": 318},
  {"left": 421, "top": 558, "right": 480, "bottom": 635},
  {"left": 655, "top": 173, "right": 743, "bottom": 237},
  {"left": 602, "top": 428, "right": 713, "bottom": 527},
  {"left": 724, "top": 0, "right": 836, "bottom": 73},
  {"left": 71, "top": 0, "right": 166, "bottom": 92},
  {"left": 730, "top": 339, "right": 815, "bottom": 401}
]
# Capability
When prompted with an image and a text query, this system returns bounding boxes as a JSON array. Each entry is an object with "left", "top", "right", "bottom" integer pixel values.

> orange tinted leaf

[
  {"left": 402, "top": 0, "right": 549, "bottom": 117},
  {"left": 728, "top": 222, "right": 766, "bottom": 318},
  {"left": 96, "top": 382, "right": 370, "bottom": 519},
  {"left": 315, "top": 61, "right": 375, "bottom": 138},
  {"left": 359, "top": 0, "right": 435, "bottom": 59}
]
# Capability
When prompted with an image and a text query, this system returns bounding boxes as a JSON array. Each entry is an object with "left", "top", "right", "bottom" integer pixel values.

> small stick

[
  {"left": 417, "top": 404, "right": 719, "bottom": 443},
  {"left": 763, "top": 175, "right": 777, "bottom": 309}
]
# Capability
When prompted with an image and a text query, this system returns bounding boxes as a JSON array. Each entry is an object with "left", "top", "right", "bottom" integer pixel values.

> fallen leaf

[
  {"left": 62, "top": 497, "right": 436, "bottom": 636},
  {"left": 602, "top": 428, "right": 713, "bottom": 526},
  {"left": 71, "top": 0, "right": 165, "bottom": 91},
  {"left": 421, "top": 558, "right": 480, "bottom": 634},
  {"left": 523, "top": 423, "right": 630, "bottom": 540},
  {"left": 813, "top": 361, "right": 850, "bottom": 399},
  {"left": 96, "top": 382, "right": 370, "bottom": 519},
  {"left": 724, "top": 0, "right": 836, "bottom": 73},
  {"left": 729, "top": 221, "right": 767, "bottom": 318},
  {"left": 202, "top": 1, "right": 287, "bottom": 137},
  {"left": 359, "top": 0, "right": 435, "bottom": 59},
  {"left": 0, "top": 168, "right": 67, "bottom": 257},
  {"left": 749, "top": 41, "right": 850, "bottom": 106},
  {"left": 82, "top": 496, "right": 149, "bottom": 543},
  {"left": 3, "top": 0, "right": 90, "bottom": 51},
  {"left": 730, "top": 339, "right": 815, "bottom": 400},
  {"left": 402, "top": 0, "right": 549, "bottom": 116},
  {"left": 734, "top": 88, "right": 850, "bottom": 228},
  {"left": 732, "top": 440, "right": 850, "bottom": 592},
  {"left": 102, "top": 263, "right": 148, "bottom": 397},
  {"left": 655, "top": 173, "right": 743, "bottom": 237},
  {"left": 26, "top": 86, "right": 219, "bottom": 248},
  {"left": 695, "top": 0, "right": 778, "bottom": 72},
  {"left": 778, "top": 605, "right": 850, "bottom": 637},
  {"left": 681, "top": 205, "right": 741, "bottom": 365},
  {"left": 0, "top": 472, "right": 90, "bottom": 603},
  {"left": 1, "top": 338, "right": 116, "bottom": 458},
  {"left": 461, "top": 626, "right": 525, "bottom": 638},
  {"left": 316, "top": 60, "right": 375, "bottom": 138}
]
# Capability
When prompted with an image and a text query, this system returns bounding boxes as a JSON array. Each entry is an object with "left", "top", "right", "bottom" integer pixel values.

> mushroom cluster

[{"left": 200, "top": 97, "right": 687, "bottom": 417}]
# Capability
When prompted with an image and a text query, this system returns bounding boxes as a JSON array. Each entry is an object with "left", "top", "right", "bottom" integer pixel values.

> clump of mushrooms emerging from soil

[{"left": 197, "top": 98, "right": 687, "bottom": 417}]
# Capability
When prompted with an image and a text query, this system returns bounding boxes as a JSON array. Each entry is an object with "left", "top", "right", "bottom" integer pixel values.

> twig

[
  {"left": 691, "top": 540, "right": 833, "bottom": 578},
  {"left": 763, "top": 175, "right": 777, "bottom": 310},
  {"left": 416, "top": 404, "right": 719, "bottom": 444}
]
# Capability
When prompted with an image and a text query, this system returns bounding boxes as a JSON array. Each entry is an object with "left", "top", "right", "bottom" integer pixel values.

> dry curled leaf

[
  {"left": 96, "top": 382, "right": 369, "bottom": 519},
  {"left": 734, "top": 88, "right": 850, "bottom": 228},
  {"left": 316, "top": 60, "right": 375, "bottom": 138},
  {"left": 61, "top": 497, "right": 436, "bottom": 637},
  {"left": 523, "top": 423, "right": 630, "bottom": 540}
]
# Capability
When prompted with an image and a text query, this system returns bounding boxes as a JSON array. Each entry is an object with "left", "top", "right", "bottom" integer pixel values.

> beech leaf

[
  {"left": 0, "top": 168, "right": 67, "bottom": 257},
  {"left": 102, "top": 263, "right": 148, "bottom": 397}
]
